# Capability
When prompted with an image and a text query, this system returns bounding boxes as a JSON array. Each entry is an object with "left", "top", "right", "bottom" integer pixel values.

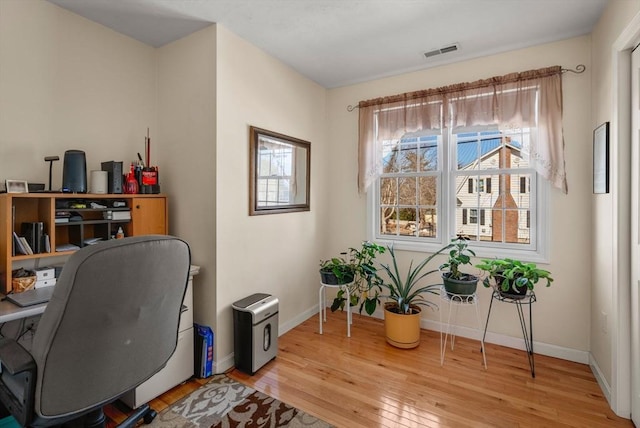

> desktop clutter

[
  {"left": 5, "top": 128, "right": 160, "bottom": 195},
  {"left": 4, "top": 129, "right": 163, "bottom": 300},
  {"left": 63, "top": 129, "right": 160, "bottom": 195}
]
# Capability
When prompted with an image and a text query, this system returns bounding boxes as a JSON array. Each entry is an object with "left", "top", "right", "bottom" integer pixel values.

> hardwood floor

[{"left": 108, "top": 312, "right": 633, "bottom": 427}]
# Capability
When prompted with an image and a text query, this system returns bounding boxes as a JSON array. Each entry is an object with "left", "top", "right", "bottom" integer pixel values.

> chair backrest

[{"left": 29, "top": 235, "right": 190, "bottom": 419}]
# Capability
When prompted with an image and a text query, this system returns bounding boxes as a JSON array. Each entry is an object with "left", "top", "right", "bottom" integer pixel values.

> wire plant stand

[
  {"left": 482, "top": 286, "right": 537, "bottom": 377},
  {"left": 439, "top": 286, "right": 487, "bottom": 369}
]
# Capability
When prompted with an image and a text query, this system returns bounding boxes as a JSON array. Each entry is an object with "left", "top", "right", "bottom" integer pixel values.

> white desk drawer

[
  {"left": 178, "top": 279, "right": 193, "bottom": 333},
  {"left": 120, "top": 327, "right": 194, "bottom": 408}
]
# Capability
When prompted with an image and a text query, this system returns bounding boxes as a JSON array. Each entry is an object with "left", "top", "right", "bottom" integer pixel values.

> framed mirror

[{"left": 249, "top": 126, "right": 310, "bottom": 215}]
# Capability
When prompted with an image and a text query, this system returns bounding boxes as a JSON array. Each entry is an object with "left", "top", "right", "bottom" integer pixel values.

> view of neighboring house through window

[
  {"left": 376, "top": 127, "right": 536, "bottom": 251},
  {"left": 455, "top": 129, "right": 533, "bottom": 245}
]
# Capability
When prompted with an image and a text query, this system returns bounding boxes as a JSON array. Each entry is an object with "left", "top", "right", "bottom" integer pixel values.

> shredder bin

[{"left": 232, "top": 293, "right": 278, "bottom": 375}]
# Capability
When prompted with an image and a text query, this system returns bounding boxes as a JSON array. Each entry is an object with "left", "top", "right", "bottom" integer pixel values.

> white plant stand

[
  {"left": 439, "top": 285, "right": 487, "bottom": 369},
  {"left": 319, "top": 281, "right": 353, "bottom": 337}
]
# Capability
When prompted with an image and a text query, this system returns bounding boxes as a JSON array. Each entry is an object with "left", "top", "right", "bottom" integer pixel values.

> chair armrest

[{"left": 0, "top": 338, "right": 35, "bottom": 375}]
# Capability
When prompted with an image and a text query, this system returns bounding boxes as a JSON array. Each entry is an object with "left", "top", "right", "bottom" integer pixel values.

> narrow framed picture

[
  {"left": 5, "top": 180, "right": 29, "bottom": 194},
  {"left": 593, "top": 122, "right": 609, "bottom": 194}
]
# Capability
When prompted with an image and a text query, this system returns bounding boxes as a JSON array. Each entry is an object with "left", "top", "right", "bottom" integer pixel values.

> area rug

[{"left": 149, "top": 374, "right": 333, "bottom": 428}]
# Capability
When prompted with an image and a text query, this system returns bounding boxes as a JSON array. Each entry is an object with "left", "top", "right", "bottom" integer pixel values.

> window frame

[{"left": 368, "top": 129, "right": 550, "bottom": 263}]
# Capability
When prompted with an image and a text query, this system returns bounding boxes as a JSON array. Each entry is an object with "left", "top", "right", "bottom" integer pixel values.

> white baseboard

[
  {"left": 215, "top": 304, "right": 590, "bottom": 374},
  {"left": 214, "top": 353, "right": 235, "bottom": 374},
  {"left": 280, "top": 305, "right": 318, "bottom": 335},
  {"left": 589, "top": 353, "right": 612, "bottom": 406},
  {"left": 214, "top": 304, "right": 319, "bottom": 374}
]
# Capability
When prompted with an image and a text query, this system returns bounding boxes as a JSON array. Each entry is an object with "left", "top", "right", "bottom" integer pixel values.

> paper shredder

[{"left": 232, "top": 293, "right": 278, "bottom": 375}]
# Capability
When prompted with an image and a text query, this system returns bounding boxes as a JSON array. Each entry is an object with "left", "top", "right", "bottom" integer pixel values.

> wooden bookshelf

[{"left": 0, "top": 193, "right": 167, "bottom": 294}]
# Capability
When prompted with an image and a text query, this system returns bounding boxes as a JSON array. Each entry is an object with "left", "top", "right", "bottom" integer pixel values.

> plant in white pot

[{"left": 439, "top": 237, "right": 479, "bottom": 296}]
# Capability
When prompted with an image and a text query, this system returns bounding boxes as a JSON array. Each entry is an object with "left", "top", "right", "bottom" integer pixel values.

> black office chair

[{"left": 0, "top": 235, "right": 191, "bottom": 427}]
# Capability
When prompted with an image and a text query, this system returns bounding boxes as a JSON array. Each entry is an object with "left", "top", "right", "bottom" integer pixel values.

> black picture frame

[{"left": 593, "top": 122, "right": 609, "bottom": 194}]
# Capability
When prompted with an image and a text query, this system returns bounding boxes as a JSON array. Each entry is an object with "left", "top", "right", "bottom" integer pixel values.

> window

[
  {"left": 379, "top": 135, "right": 439, "bottom": 238},
  {"left": 373, "top": 126, "right": 544, "bottom": 259},
  {"left": 453, "top": 129, "right": 535, "bottom": 246},
  {"left": 469, "top": 208, "right": 478, "bottom": 224},
  {"left": 360, "top": 66, "right": 563, "bottom": 261},
  {"left": 520, "top": 176, "right": 528, "bottom": 194}
]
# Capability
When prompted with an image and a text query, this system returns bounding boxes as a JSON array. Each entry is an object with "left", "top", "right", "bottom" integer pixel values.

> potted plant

[
  {"left": 319, "top": 255, "right": 355, "bottom": 286},
  {"left": 321, "top": 242, "right": 386, "bottom": 315},
  {"left": 378, "top": 244, "right": 449, "bottom": 349},
  {"left": 476, "top": 258, "right": 553, "bottom": 299},
  {"left": 439, "top": 237, "right": 479, "bottom": 296}
]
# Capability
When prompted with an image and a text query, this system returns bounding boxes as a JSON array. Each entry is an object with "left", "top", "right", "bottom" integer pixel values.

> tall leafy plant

[{"left": 379, "top": 245, "right": 449, "bottom": 314}]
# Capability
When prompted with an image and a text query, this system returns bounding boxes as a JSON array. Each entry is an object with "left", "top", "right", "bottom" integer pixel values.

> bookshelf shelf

[{"left": 0, "top": 193, "right": 167, "bottom": 294}]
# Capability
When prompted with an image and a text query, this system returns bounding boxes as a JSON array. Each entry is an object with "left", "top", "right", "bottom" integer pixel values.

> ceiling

[{"left": 47, "top": 0, "right": 607, "bottom": 88}]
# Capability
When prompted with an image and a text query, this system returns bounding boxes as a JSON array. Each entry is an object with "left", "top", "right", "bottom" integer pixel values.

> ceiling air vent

[{"left": 423, "top": 43, "right": 459, "bottom": 59}]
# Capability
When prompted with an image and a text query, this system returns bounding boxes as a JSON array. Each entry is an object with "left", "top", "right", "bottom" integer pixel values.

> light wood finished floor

[{"left": 107, "top": 312, "right": 634, "bottom": 427}]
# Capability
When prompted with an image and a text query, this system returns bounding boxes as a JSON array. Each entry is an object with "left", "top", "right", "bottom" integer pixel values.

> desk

[
  {"left": 0, "top": 299, "right": 46, "bottom": 324},
  {"left": 482, "top": 288, "right": 537, "bottom": 377}
]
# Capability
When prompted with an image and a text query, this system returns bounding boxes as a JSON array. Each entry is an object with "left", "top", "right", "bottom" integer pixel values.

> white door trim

[{"left": 610, "top": 10, "right": 640, "bottom": 418}]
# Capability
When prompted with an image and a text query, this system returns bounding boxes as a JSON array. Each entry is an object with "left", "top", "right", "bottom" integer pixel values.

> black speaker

[
  {"left": 62, "top": 150, "right": 87, "bottom": 193},
  {"left": 101, "top": 161, "right": 123, "bottom": 194}
]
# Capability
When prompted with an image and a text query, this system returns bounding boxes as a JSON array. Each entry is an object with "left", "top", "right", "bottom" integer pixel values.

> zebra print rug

[{"left": 148, "top": 374, "right": 332, "bottom": 428}]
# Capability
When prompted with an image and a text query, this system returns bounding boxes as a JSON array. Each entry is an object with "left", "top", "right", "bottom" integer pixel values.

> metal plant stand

[
  {"left": 482, "top": 288, "right": 537, "bottom": 377},
  {"left": 439, "top": 286, "right": 487, "bottom": 369}
]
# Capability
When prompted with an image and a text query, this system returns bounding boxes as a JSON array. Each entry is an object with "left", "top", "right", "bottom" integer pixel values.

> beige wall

[
  {"left": 0, "top": 0, "right": 157, "bottom": 189},
  {"left": 590, "top": 0, "right": 640, "bottom": 408},
  {"left": 156, "top": 26, "right": 217, "bottom": 337},
  {"left": 215, "top": 25, "right": 329, "bottom": 366},
  {"left": 327, "top": 36, "right": 593, "bottom": 354},
  {"left": 4, "top": 0, "right": 638, "bottom": 398}
]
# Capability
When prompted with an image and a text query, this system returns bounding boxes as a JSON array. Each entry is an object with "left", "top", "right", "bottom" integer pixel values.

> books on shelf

[
  {"left": 19, "top": 237, "right": 33, "bottom": 255},
  {"left": 21, "top": 222, "right": 43, "bottom": 254},
  {"left": 13, "top": 232, "right": 25, "bottom": 256},
  {"left": 12, "top": 227, "right": 50, "bottom": 256},
  {"left": 43, "top": 234, "right": 51, "bottom": 253}
]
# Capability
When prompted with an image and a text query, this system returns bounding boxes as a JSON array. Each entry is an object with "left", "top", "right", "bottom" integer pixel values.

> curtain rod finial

[{"left": 562, "top": 64, "right": 586, "bottom": 74}]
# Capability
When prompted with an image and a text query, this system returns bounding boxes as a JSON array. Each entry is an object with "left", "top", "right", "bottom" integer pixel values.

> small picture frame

[
  {"left": 5, "top": 180, "right": 29, "bottom": 194},
  {"left": 593, "top": 122, "right": 609, "bottom": 194}
]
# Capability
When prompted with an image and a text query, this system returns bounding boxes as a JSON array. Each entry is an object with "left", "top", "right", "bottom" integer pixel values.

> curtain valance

[{"left": 357, "top": 66, "right": 567, "bottom": 194}]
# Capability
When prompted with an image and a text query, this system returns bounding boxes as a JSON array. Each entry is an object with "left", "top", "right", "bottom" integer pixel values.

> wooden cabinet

[
  {"left": 0, "top": 193, "right": 167, "bottom": 294},
  {"left": 131, "top": 197, "right": 167, "bottom": 236}
]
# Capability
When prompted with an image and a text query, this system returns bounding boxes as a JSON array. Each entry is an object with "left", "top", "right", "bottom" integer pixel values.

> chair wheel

[{"left": 143, "top": 409, "right": 157, "bottom": 424}]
